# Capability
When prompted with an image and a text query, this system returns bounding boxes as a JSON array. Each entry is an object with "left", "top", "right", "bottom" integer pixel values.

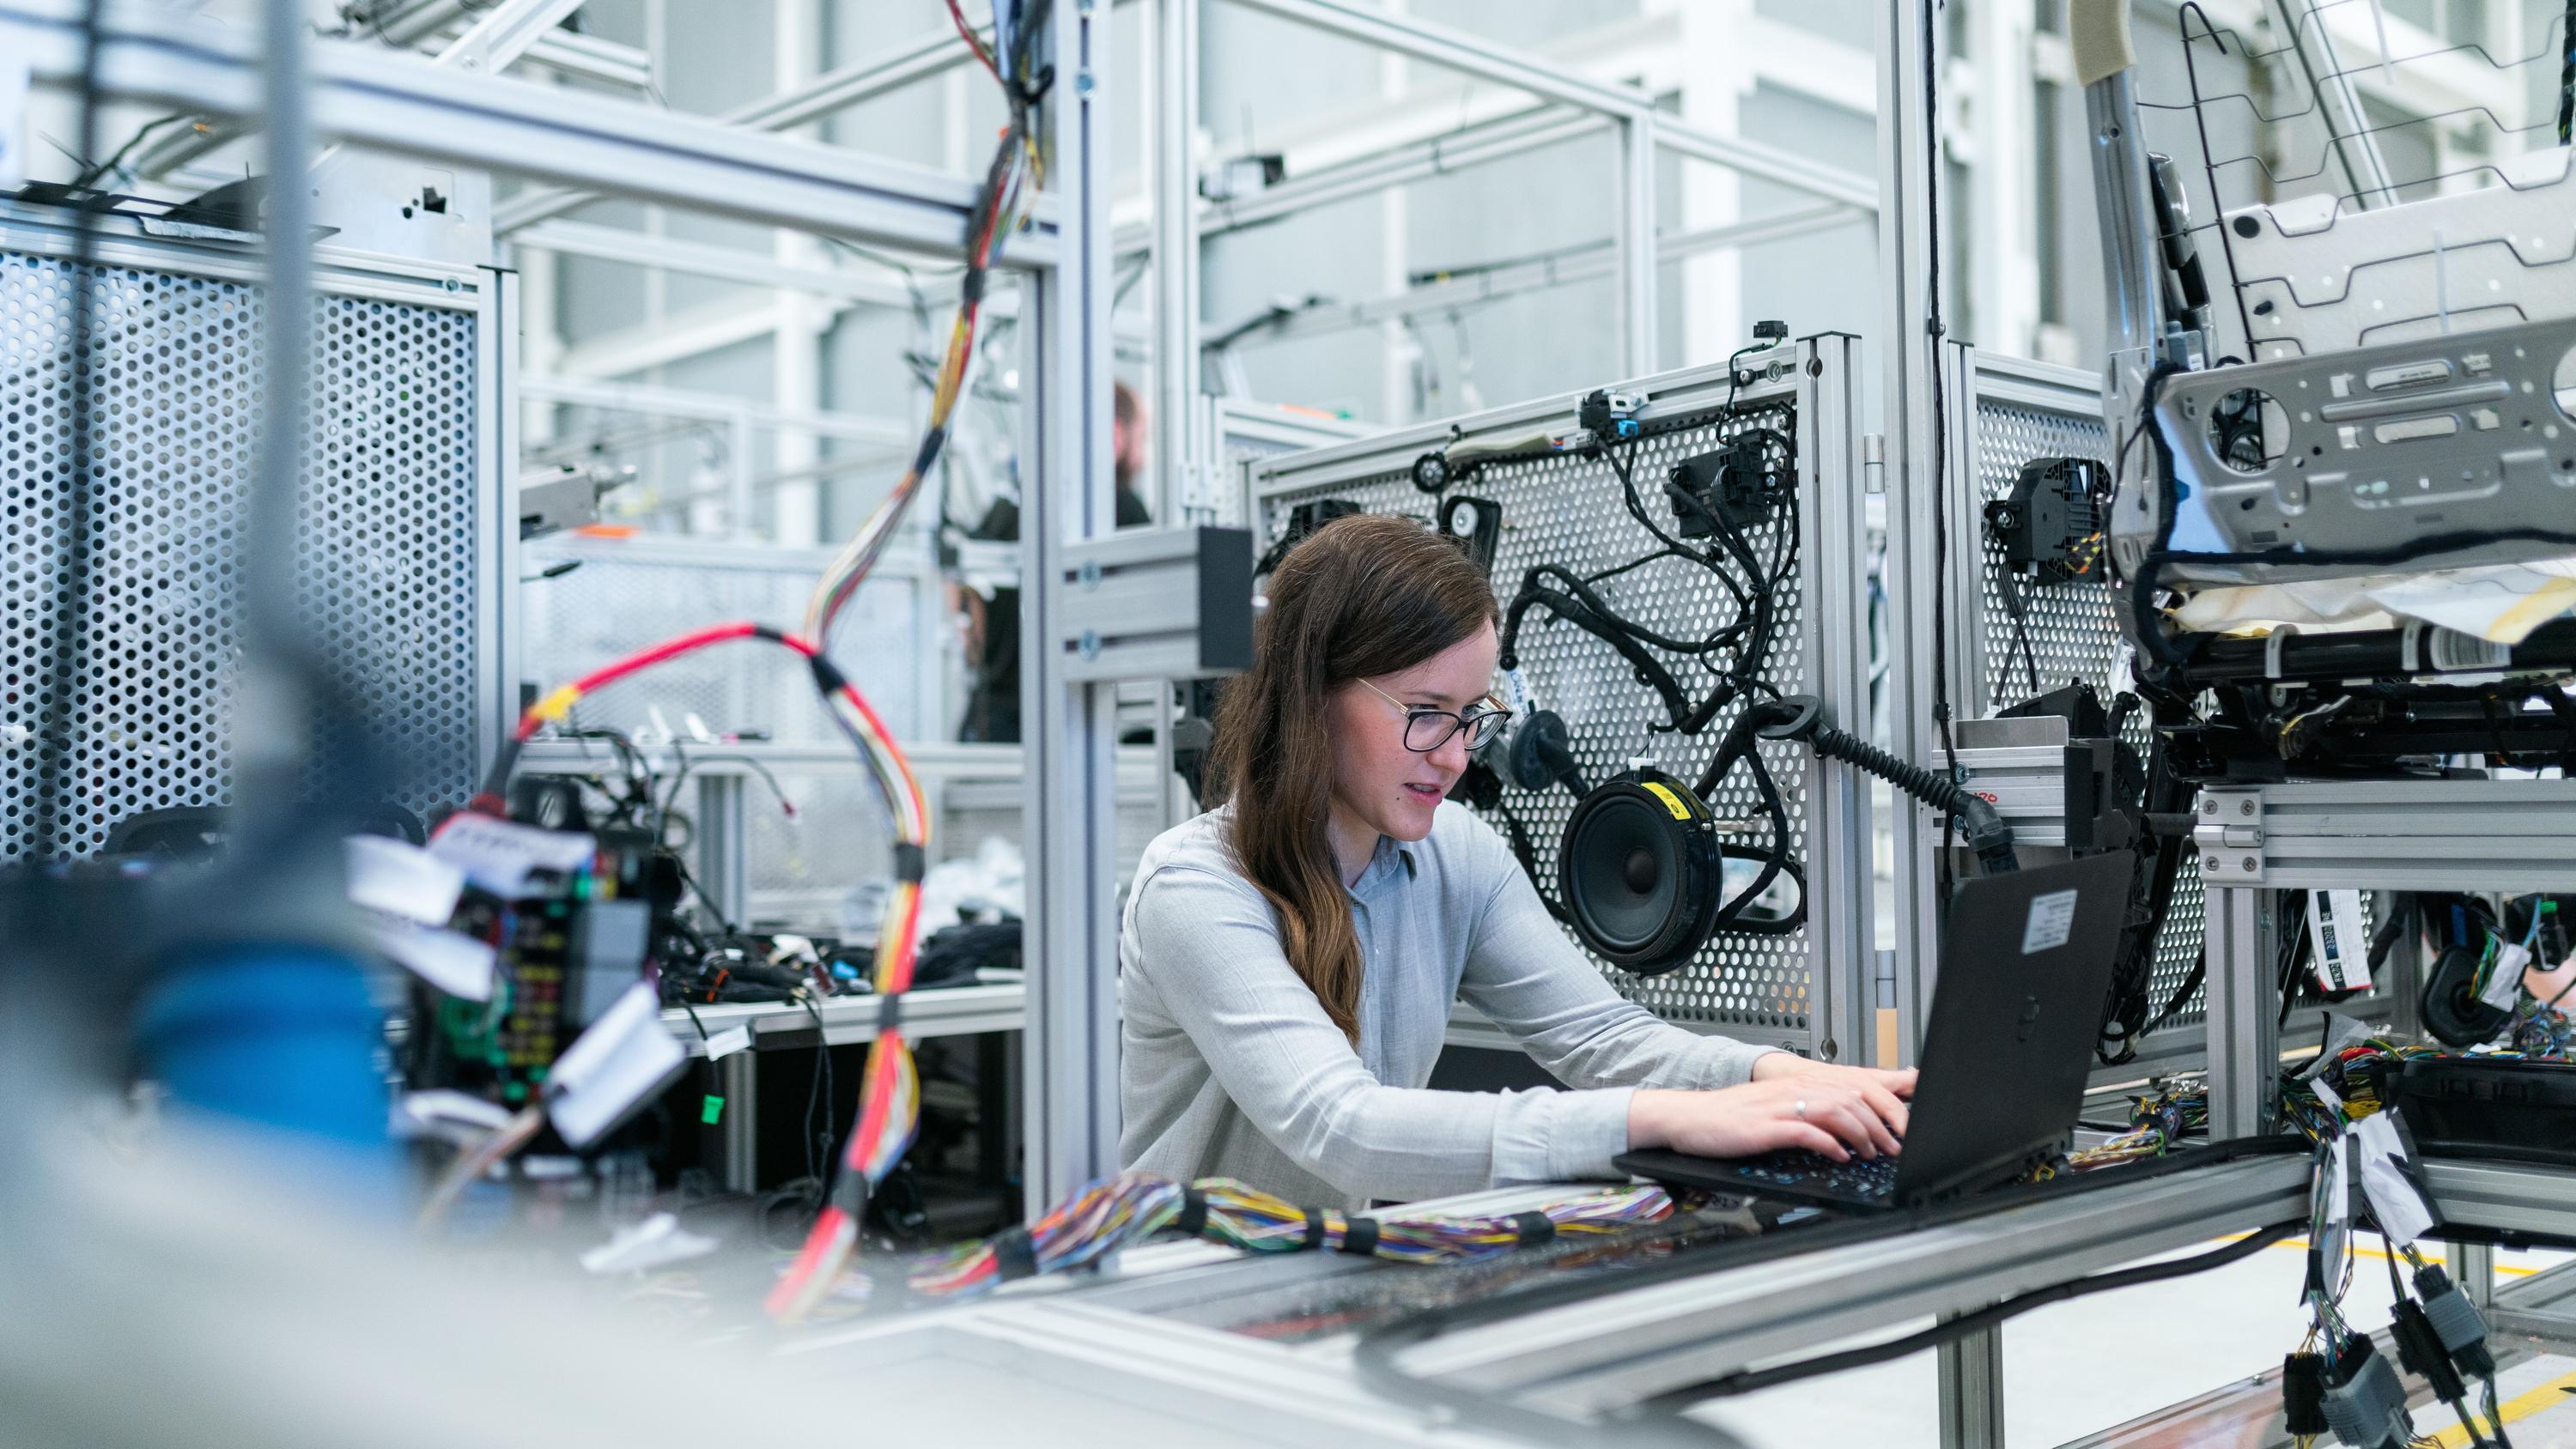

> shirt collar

[{"left": 1346, "top": 834, "right": 1417, "bottom": 899}]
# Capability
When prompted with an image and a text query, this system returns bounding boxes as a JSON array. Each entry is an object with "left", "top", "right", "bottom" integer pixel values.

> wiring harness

[
  {"left": 801, "top": 0, "right": 1053, "bottom": 646},
  {"left": 453, "top": 621, "right": 931, "bottom": 1320},
  {"left": 886, "top": 1174, "right": 1674, "bottom": 1305}
]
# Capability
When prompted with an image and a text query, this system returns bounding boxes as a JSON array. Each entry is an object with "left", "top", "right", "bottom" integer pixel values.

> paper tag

[
  {"left": 345, "top": 834, "right": 465, "bottom": 925},
  {"left": 368, "top": 916, "right": 496, "bottom": 1001},
  {"left": 2480, "top": 942, "right": 2532, "bottom": 1011},
  {"left": 702, "top": 1025, "right": 753, "bottom": 1061},
  {"left": 2353, "top": 1110, "right": 2438, "bottom": 1246},
  {"left": 545, "top": 983, "right": 688, "bottom": 1150},
  {"left": 394, "top": 1088, "right": 514, "bottom": 1138},
  {"left": 2309, "top": 1136, "right": 2353, "bottom": 1302},
  {"left": 2021, "top": 888, "right": 2080, "bottom": 954},
  {"left": 580, "top": 1212, "right": 720, "bottom": 1275},
  {"left": 2299, "top": 1010, "right": 2375, "bottom": 1080},
  {"left": 2308, "top": 888, "right": 2372, "bottom": 991},
  {"left": 429, "top": 814, "right": 596, "bottom": 897},
  {"left": 2308, "top": 1075, "right": 2345, "bottom": 1119}
]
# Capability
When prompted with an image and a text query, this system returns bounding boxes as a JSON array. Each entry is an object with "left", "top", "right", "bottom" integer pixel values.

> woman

[{"left": 1119, "top": 513, "right": 1914, "bottom": 1207}]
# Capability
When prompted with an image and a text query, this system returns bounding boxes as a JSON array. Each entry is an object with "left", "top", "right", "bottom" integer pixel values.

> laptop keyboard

[{"left": 1727, "top": 1148, "right": 1901, "bottom": 1201}]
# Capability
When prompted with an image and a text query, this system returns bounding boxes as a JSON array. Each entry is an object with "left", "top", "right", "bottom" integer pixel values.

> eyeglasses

[{"left": 1358, "top": 677, "right": 1513, "bottom": 753}]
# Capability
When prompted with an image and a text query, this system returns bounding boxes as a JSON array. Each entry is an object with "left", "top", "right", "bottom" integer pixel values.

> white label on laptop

[
  {"left": 2306, "top": 888, "right": 2372, "bottom": 992},
  {"left": 2020, "top": 888, "right": 2079, "bottom": 954}
]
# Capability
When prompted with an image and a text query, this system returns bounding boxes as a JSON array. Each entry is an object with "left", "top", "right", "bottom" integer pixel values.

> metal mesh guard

[
  {"left": 3, "top": 249, "right": 483, "bottom": 860},
  {"left": 1969, "top": 395, "right": 2208, "bottom": 1031},
  {"left": 1259, "top": 397, "right": 1814, "bottom": 1034}
]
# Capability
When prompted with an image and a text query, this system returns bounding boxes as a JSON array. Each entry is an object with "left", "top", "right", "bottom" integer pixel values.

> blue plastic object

[{"left": 136, "top": 945, "right": 392, "bottom": 1150}]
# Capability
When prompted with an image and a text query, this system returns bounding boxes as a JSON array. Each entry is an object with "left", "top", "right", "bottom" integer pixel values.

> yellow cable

[{"left": 2422, "top": 1367, "right": 2576, "bottom": 1448}]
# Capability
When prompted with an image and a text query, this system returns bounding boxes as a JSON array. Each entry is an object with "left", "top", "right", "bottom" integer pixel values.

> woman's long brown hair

[{"left": 1208, "top": 513, "right": 1498, "bottom": 1042}]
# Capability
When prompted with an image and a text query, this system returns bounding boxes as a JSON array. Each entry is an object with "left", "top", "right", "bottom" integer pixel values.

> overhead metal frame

[{"left": 0, "top": 0, "right": 1120, "bottom": 1212}]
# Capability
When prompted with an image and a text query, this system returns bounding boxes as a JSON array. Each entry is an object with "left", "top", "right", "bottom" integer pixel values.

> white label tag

[
  {"left": 393, "top": 1088, "right": 515, "bottom": 1138},
  {"left": 367, "top": 916, "right": 496, "bottom": 1001},
  {"left": 2300, "top": 1010, "right": 2374, "bottom": 1080},
  {"left": 545, "top": 983, "right": 688, "bottom": 1150},
  {"left": 2308, "top": 888, "right": 2372, "bottom": 991},
  {"left": 702, "top": 1025, "right": 753, "bottom": 1061},
  {"left": 2353, "top": 1110, "right": 2438, "bottom": 1247},
  {"left": 430, "top": 815, "right": 596, "bottom": 897},
  {"left": 344, "top": 834, "right": 465, "bottom": 925},
  {"left": 2309, "top": 1075, "right": 2344, "bottom": 1119},
  {"left": 2315, "top": 1135, "right": 2354, "bottom": 1287},
  {"left": 2021, "top": 888, "right": 2080, "bottom": 954},
  {"left": 2480, "top": 942, "right": 2532, "bottom": 1012}
]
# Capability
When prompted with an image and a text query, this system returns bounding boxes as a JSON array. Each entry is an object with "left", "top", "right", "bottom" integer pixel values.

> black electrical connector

[
  {"left": 2281, "top": 1352, "right": 2330, "bottom": 1439},
  {"left": 2392, "top": 1297, "right": 2473, "bottom": 1406},
  {"left": 1666, "top": 432, "right": 1794, "bottom": 539},
  {"left": 2413, "top": 1264, "right": 2500, "bottom": 1380},
  {"left": 1983, "top": 456, "right": 2105, "bottom": 583},
  {"left": 1577, "top": 388, "right": 1644, "bottom": 444}
]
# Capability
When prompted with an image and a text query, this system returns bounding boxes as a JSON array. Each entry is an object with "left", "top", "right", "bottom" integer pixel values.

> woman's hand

[{"left": 1628, "top": 1057, "right": 1917, "bottom": 1162}]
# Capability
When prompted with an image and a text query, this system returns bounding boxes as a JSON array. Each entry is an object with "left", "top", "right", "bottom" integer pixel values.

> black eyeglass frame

[{"left": 1358, "top": 677, "right": 1514, "bottom": 754}]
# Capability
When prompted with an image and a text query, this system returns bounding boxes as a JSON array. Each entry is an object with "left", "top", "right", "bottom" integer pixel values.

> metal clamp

[{"left": 2194, "top": 786, "right": 2266, "bottom": 883}]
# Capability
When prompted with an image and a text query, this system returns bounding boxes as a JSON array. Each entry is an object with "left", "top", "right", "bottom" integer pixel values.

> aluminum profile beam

[
  {"left": 1018, "top": 0, "right": 1124, "bottom": 1216},
  {"left": 520, "top": 373, "right": 912, "bottom": 448},
  {"left": 512, "top": 220, "right": 922, "bottom": 308},
  {"left": 1234, "top": 201, "right": 1863, "bottom": 346},
  {"left": 2192, "top": 779, "right": 2576, "bottom": 894},
  {"left": 1395, "top": 1154, "right": 2313, "bottom": 1415},
  {"left": 0, "top": 0, "right": 1059, "bottom": 264},
  {"left": 493, "top": 20, "right": 987, "bottom": 235},
  {"left": 1225, "top": 0, "right": 1878, "bottom": 211},
  {"left": 130, "top": 0, "right": 612, "bottom": 180},
  {"left": 1047, "top": 526, "right": 1255, "bottom": 684}
]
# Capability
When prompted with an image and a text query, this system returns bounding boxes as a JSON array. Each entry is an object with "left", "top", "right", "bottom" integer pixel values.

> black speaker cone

[{"left": 1559, "top": 771, "right": 1721, "bottom": 975}]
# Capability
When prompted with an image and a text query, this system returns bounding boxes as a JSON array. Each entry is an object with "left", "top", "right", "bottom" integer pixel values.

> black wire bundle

[{"left": 1485, "top": 398, "right": 1805, "bottom": 940}]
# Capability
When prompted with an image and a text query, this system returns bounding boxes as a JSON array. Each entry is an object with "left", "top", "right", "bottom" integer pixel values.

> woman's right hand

[{"left": 1627, "top": 1076, "right": 1907, "bottom": 1162}]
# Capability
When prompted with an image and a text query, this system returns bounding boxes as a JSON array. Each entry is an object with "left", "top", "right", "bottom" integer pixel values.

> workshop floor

[{"left": 1688, "top": 1239, "right": 2576, "bottom": 1448}]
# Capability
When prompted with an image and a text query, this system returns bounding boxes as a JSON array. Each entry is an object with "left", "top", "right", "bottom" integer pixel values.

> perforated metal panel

[
  {"left": 1957, "top": 354, "right": 2210, "bottom": 1034},
  {"left": 2, "top": 224, "right": 492, "bottom": 861},
  {"left": 1251, "top": 377, "right": 1824, "bottom": 1035},
  {"left": 1213, "top": 401, "right": 1367, "bottom": 528},
  {"left": 520, "top": 537, "right": 927, "bottom": 745}
]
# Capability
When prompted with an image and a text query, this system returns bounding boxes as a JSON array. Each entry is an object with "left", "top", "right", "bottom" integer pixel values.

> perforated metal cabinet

[
  {"left": 1881, "top": 347, "right": 2212, "bottom": 1072},
  {"left": 0, "top": 201, "right": 510, "bottom": 861},
  {"left": 1243, "top": 339, "right": 1880, "bottom": 1061}
]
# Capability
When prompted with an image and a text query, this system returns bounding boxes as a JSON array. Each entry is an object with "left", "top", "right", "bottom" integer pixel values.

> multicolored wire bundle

[
  {"left": 2066, "top": 1078, "right": 2212, "bottom": 1171},
  {"left": 458, "top": 620, "right": 932, "bottom": 1318},
  {"left": 800, "top": 1, "right": 1050, "bottom": 647},
  {"left": 898, "top": 1174, "right": 1677, "bottom": 1303}
]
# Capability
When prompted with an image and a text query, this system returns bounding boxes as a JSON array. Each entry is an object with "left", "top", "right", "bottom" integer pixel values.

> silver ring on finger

[{"left": 1793, "top": 1098, "right": 1807, "bottom": 1119}]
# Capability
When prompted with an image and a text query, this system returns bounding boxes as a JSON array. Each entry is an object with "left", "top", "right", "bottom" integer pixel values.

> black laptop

[{"left": 1616, "top": 851, "right": 2134, "bottom": 1212}]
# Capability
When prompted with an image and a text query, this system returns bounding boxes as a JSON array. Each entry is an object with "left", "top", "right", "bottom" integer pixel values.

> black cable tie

[
  {"left": 991, "top": 1226, "right": 1039, "bottom": 1282},
  {"left": 1173, "top": 1184, "right": 1208, "bottom": 1238},
  {"left": 806, "top": 652, "right": 852, "bottom": 694},
  {"left": 1298, "top": 1208, "right": 1327, "bottom": 1251},
  {"left": 891, "top": 842, "right": 927, "bottom": 883},
  {"left": 829, "top": 1169, "right": 870, "bottom": 1218},
  {"left": 1510, "top": 1210, "right": 1557, "bottom": 1246},
  {"left": 1339, "top": 1215, "right": 1381, "bottom": 1258},
  {"left": 875, "top": 991, "right": 903, "bottom": 1034}
]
